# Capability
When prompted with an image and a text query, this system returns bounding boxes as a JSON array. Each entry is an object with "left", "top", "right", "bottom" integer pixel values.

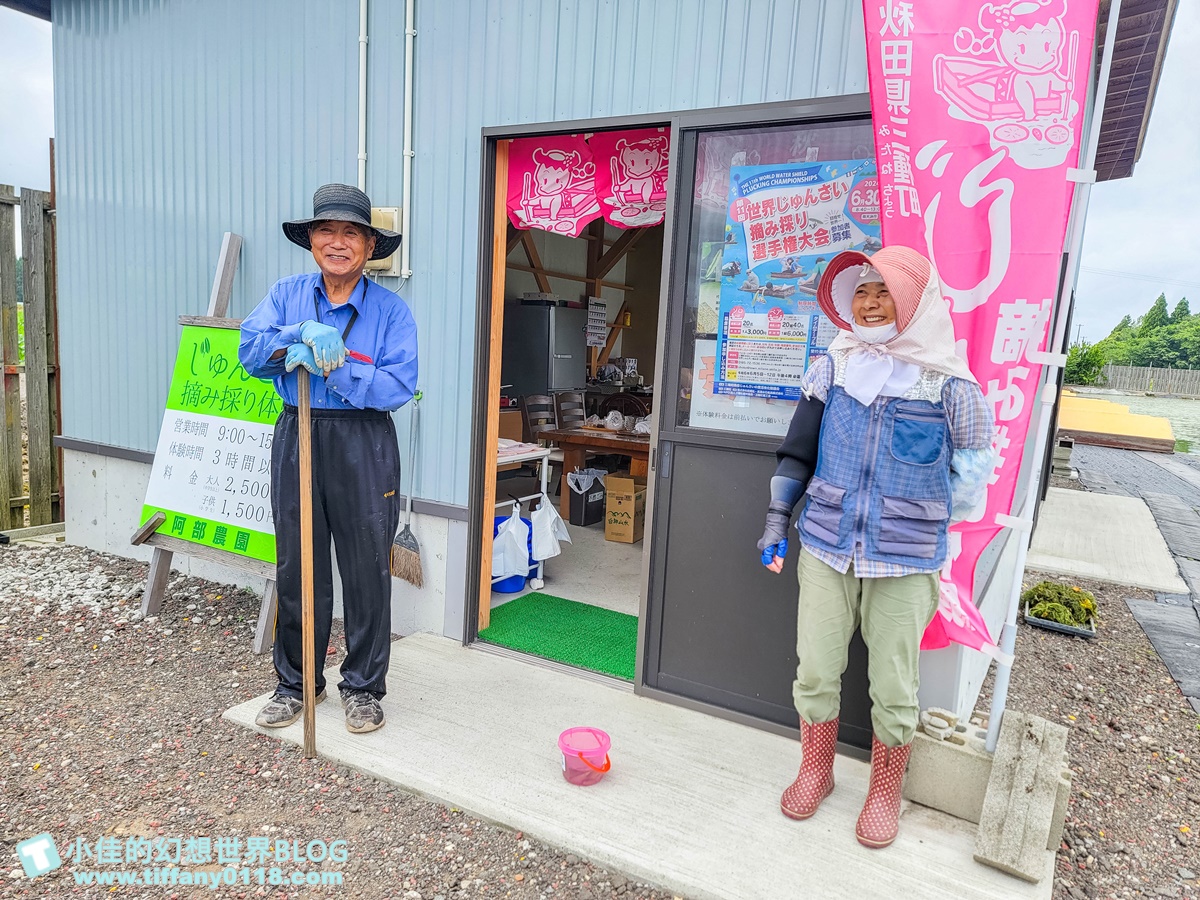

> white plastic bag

[
  {"left": 492, "top": 503, "right": 530, "bottom": 580},
  {"left": 530, "top": 494, "right": 572, "bottom": 562},
  {"left": 605, "top": 410, "right": 626, "bottom": 430},
  {"left": 567, "top": 468, "right": 607, "bottom": 495}
]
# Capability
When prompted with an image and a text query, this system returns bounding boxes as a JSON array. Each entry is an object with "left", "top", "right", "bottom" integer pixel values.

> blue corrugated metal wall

[{"left": 53, "top": 0, "right": 868, "bottom": 506}]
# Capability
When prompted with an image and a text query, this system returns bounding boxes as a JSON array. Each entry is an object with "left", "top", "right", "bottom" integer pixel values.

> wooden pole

[
  {"left": 297, "top": 368, "right": 317, "bottom": 758},
  {"left": 477, "top": 140, "right": 509, "bottom": 633},
  {"left": 20, "top": 189, "right": 52, "bottom": 526},
  {"left": 0, "top": 185, "right": 18, "bottom": 530}
]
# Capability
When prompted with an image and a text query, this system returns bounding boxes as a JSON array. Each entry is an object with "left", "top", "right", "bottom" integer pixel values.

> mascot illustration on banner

[
  {"left": 516, "top": 147, "right": 601, "bottom": 236},
  {"left": 933, "top": 0, "right": 1079, "bottom": 169},
  {"left": 598, "top": 133, "right": 670, "bottom": 227}
]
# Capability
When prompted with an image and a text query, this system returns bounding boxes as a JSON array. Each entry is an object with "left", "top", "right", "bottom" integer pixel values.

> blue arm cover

[{"left": 949, "top": 446, "right": 995, "bottom": 522}]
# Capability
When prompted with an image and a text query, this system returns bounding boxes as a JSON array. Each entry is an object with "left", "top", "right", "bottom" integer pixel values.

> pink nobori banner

[
  {"left": 507, "top": 129, "right": 672, "bottom": 237},
  {"left": 863, "top": 0, "right": 1099, "bottom": 656}
]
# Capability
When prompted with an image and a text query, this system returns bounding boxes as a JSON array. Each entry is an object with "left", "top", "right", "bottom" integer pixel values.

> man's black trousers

[{"left": 270, "top": 404, "right": 401, "bottom": 700}]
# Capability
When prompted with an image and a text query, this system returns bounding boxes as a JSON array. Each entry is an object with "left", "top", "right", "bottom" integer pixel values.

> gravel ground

[
  {"left": 4, "top": 542, "right": 1198, "bottom": 899},
  {"left": 0, "top": 544, "right": 679, "bottom": 900},
  {"left": 1049, "top": 474, "right": 1086, "bottom": 492},
  {"left": 980, "top": 570, "right": 1200, "bottom": 900}
]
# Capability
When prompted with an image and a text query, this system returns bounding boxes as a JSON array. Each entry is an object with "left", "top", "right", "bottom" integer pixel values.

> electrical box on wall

[{"left": 365, "top": 206, "right": 402, "bottom": 276}]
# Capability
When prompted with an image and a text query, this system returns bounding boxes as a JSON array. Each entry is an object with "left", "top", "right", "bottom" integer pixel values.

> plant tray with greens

[{"left": 1021, "top": 581, "right": 1098, "bottom": 639}]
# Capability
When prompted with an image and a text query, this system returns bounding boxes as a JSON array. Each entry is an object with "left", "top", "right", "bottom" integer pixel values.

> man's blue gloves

[
  {"left": 757, "top": 505, "right": 792, "bottom": 573},
  {"left": 284, "top": 342, "right": 320, "bottom": 375},
  {"left": 298, "top": 320, "right": 346, "bottom": 373}
]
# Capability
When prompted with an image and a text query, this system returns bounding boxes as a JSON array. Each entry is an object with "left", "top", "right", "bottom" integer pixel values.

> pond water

[{"left": 1071, "top": 388, "right": 1200, "bottom": 454}]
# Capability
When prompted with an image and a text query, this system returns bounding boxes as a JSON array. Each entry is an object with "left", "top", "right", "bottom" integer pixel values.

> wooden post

[
  {"left": 478, "top": 140, "right": 510, "bottom": 633},
  {"left": 253, "top": 580, "right": 278, "bottom": 656},
  {"left": 207, "top": 232, "right": 242, "bottom": 317},
  {"left": 297, "top": 369, "right": 317, "bottom": 758},
  {"left": 141, "top": 544, "right": 173, "bottom": 618},
  {"left": 20, "top": 189, "right": 52, "bottom": 526},
  {"left": 44, "top": 194, "right": 62, "bottom": 522},
  {"left": 0, "top": 185, "right": 18, "bottom": 530}
]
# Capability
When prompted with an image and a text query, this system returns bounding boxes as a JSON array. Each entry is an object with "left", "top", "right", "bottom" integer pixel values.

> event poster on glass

[{"left": 714, "top": 159, "right": 881, "bottom": 402}]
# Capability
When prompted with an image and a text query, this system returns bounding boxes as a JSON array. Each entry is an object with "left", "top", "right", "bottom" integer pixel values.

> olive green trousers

[{"left": 792, "top": 549, "right": 940, "bottom": 747}]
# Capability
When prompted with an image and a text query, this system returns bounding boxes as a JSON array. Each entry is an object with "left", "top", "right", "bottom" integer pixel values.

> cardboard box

[
  {"left": 569, "top": 478, "right": 606, "bottom": 527},
  {"left": 605, "top": 474, "right": 647, "bottom": 543}
]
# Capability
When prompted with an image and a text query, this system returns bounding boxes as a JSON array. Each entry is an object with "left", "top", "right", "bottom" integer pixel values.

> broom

[{"left": 390, "top": 390, "right": 424, "bottom": 586}]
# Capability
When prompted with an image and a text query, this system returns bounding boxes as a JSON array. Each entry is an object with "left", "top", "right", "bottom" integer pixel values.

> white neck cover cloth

[{"left": 830, "top": 262, "right": 976, "bottom": 406}]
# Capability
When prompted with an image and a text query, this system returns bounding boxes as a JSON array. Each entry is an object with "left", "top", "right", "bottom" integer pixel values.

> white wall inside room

[
  {"left": 620, "top": 226, "right": 665, "bottom": 380},
  {"left": 63, "top": 449, "right": 457, "bottom": 639},
  {"left": 504, "top": 227, "right": 630, "bottom": 359}
]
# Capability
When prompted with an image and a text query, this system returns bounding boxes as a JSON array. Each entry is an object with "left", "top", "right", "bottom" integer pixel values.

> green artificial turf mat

[{"left": 479, "top": 592, "right": 637, "bottom": 681}]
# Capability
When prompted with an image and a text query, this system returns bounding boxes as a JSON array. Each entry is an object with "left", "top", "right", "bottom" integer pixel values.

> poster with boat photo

[{"left": 714, "top": 159, "right": 881, "bottom": 401}]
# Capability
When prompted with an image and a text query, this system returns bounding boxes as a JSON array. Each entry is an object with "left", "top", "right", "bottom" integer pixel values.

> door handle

[
  {"left": 553, "top": 354, "right": 573, "bottom": 359},
  {"left": 656, "top": 443, "right": 672, "bottom": 479}
]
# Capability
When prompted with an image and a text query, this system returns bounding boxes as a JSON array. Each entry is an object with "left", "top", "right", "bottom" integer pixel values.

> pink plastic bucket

[{"left": 557, "top": 727, "right": 611, "bottom": 786}]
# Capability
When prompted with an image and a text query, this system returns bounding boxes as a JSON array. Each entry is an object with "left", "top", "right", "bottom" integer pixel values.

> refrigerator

[{"left": 501, "top": 304, "right": 589, "bottom": 399}]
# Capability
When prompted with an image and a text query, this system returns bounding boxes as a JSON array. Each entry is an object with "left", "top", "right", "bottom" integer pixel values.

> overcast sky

[
  {"left": 0, "top": 9, "right": 52, "bottom": 192},
  {"left": 1075, "top": 1, "right": 1200, "bottom": 342},
  {"left": 0, "top": 4, "right": 1194, "bottom": 342}
]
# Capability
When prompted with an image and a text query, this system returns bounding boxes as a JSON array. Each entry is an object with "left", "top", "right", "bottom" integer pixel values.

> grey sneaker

[
  {"left": 255, "top": 688, "right": 327, "bottom": 728},
  {"left": 340, "top": 689, "right": 384, "bottom": 733}
]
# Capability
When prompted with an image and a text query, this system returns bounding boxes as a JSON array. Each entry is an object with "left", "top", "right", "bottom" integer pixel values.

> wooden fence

[
  {"left": 1100, "top": 364, "right": 1200, "bottom": 397},
  {"left": 0, "top": 184, "right": 62, "bottom": 529}
]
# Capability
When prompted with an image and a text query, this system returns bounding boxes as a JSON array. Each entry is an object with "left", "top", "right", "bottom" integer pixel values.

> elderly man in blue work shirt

[{"left": 238, "top": 184, "right": 417, "bottom": 734}]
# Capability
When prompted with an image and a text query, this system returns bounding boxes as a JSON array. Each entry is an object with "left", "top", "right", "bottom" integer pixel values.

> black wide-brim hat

[{"left": 282, "top": 183, "right": 401, "bottom": 261}]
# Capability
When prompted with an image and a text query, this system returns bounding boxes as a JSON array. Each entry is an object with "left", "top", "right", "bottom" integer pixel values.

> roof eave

[{"left": 1094, "top": 0, "right": 1179, "bottom": 181}]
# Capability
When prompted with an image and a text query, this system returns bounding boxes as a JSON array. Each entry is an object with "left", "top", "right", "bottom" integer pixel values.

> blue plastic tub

[{"left": 492, "top": 515, "right": 536, "bottom": 593}]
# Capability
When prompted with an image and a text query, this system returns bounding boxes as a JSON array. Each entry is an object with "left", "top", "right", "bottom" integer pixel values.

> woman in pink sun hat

[{"left": 756, "top": 245, "right": 995, "bottom": 848}]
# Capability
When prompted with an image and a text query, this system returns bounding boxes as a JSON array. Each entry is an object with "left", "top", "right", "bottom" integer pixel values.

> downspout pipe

[
  {"left": 401, "top": 0, "right": 416, "bottom": 279},
  {"left": 985, "top": 0, "right": 1122, "bottom": 753},
  {"left": 357, "top": 0, "right": 368, "bottom": 191}
]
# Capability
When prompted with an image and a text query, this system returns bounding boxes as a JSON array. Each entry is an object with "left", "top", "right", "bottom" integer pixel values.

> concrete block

[
  {"left": 974, "top": 712, "right": 1069, "bottom": 883},
  {"left": 1049, "top": 761, "right": 1072, "bottom": 854},
  {"left": 904, "top": 728, "right": 993, "bottom": 825}
]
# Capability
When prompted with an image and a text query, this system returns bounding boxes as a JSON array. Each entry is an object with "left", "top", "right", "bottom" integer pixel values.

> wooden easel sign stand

[{"left": 131, "top": 233, "right": 280, "bottom": 655}]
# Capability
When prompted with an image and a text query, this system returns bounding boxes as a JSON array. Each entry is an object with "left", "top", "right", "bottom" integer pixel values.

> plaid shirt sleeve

[
  {"left": 801, "top": 354, "right": 834, "bottom": 403},
  {"left": 942, "top": 378, "right": 994, "bottom": 450}
]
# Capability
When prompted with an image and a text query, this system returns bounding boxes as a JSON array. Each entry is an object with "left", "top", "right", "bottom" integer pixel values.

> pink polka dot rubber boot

[
  {"left": 779, "top": 717, "right": 838, "bottom": 820},
  {"left": 855, "top": 734, "right": 913, "bottom": 848}
]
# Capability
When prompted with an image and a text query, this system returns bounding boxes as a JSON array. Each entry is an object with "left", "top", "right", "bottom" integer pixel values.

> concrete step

[{"left": 225, "top": 634, "right": 1053, "bottom": 900}]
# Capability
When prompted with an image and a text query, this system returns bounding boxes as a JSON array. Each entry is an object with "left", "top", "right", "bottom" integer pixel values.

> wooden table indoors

[{"left": 541, "top": 427, "right": 650, "bottom": 517}]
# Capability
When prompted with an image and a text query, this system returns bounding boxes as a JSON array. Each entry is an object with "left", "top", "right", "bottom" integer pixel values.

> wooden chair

[
  {"left": 554, "top": 390, "right": 588, "bottom": 430},
  {"left": 518, "top": 394, "right": 564, "bottom": 492},
  {"left": 598, "top": 392, "right": 651, "bottom": 419},
  {"left": 555, "top": 390, "right": 600, "bottom": 473}
]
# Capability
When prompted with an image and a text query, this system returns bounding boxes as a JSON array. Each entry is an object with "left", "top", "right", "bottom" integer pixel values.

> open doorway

[{"left": 472, "top": 125, "right": 670, "bottom": 682}]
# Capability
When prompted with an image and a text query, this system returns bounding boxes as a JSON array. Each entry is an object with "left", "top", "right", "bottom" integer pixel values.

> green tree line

[{"left": 1066, "top": 293, "right": 1200, "bottom": 384}]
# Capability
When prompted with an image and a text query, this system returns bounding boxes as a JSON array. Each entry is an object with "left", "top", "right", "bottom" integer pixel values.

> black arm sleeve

[{"left": 773, "top": 393, "right": 825, "bottom": 489}]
